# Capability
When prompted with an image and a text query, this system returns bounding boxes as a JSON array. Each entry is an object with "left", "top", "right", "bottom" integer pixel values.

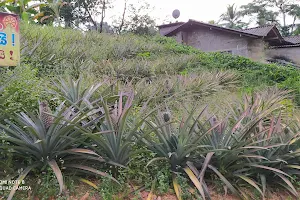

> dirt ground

[
  {"left": 68, "top": 186, "right": 295, "bottom": 200},
  {"left": 1, "top": 183, "right": 295, "bottom": 200},
  {"left": 69, "top": 190, "right": 294, "bottom": 200}
]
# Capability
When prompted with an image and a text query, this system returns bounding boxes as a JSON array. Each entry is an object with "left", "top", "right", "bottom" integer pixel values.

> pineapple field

[{"left": 1, "top": 23, "right": 300, "bottom": 200}]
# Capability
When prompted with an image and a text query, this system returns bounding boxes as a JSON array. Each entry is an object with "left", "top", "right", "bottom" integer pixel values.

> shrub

[
  {"left": 0, "top": 102, "right": 117, "bottom": 200},
  {"left": 184, "top": 89, "right": 300, "bottom": 199},
  {"left": 139, "top": 106, "right": 211, "bottom": 199},
  {"left": 194, "top": 52, "right": 300, "bottom": 105},
  {"left": 13, "top": 22, "right": 300, "bottom": 199},
  {"left": 0, "top": 65, "right": 44, "bottom": 114}
]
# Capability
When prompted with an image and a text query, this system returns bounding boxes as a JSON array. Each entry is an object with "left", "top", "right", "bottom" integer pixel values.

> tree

[
  {"left": 208, "top": 20, "right": 218, "bottom": 25},
  {"left": 241, "top": 0, "right": 299, "bottom": 36},
  {"left": 0, "top": 0, "right": 45, "bottom": 22},
  {"left": 123, "top": 1, "right": 157, "bottom": 35},
  {"left": 77, "top": 0, "right": 101, "bottom": 30},
  {"left": 293, "top": 25, "right": 300, "bottom": 35},
  {"left": 37, "top": 0, "right": 70, "bottom": 26},
  {"left": 288, "top": 4, "right": 300, "bottom": 33},
  {"left": 241, "top": 2, "right": 279, "bottom": 26},
  {"left": 62, "top": 0, "right": 113, "bottom": 31},
  {"left": 118, "top": 0, "right": 128, "bottom": 33},
  {"left": 266, "top": 0, "right": 295, "bottom": 27},
  {"left": 59, "top": 2, "right": 74, "bottom": 27},
  {"left": 99, "top": 0, "right": 114, "bottom": 33},
  {"left": 111, "top": 0, "right": 128, "bottom": 34},
  {"left": 219, "top": 4, "right": 248, "bottom": 29}
]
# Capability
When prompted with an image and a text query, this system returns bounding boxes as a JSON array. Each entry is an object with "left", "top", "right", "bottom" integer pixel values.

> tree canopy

[
  {"left": 220, "top": 0, "right": 300, "bottom": 36},
  {"left": 0, "top": 0, "right": 299, "bottom": 36}
]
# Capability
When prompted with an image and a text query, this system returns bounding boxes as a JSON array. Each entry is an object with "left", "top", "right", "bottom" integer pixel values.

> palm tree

[
  {"left": 258, "top": 10, "right": 279, "bottom": 26},
  {"left": 288, "top": 4, "right": 300, "bottom": 33},
  {"left": 219, "top": 4, "right": 248, "bottom": 29},
  {"left": 241, "top": 2, "right": 279, "bottom": 26}
]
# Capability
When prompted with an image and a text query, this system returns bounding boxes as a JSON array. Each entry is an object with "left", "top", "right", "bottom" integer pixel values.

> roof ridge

[
  {"left": 163, "top": 19, "right": 261, "bottom": 38},
  {"left": 243, "top": 24, "right": 275, "bottom": 31},
  {"left": 284, "top": 35, "right": 300, "bottom": 38},
  {"left": 186, "top": 19, "right": 260, "bottom": 37},
  {"left": 157, "top": 22, "right": 185, "bottom": 28},
  {"left": 188, "top": 19, "right": 245, "bottom": 32},
  {"left": 188, "top": 19, "right": 273, "bottom": 34}
]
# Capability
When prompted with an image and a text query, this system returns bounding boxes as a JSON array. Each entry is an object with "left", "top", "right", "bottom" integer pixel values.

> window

[{"left": 220, "top": 50, "right": 233, "bottom": 54}]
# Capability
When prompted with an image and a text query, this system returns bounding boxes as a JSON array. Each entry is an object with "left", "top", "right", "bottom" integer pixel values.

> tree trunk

[
  {"left": 65, "top": 20, "right": 71, "bottom": 28},
  {"left": 82, "top": 1, "right": 98, "bottom": 31},
  {"left": 99, "top": 0, "right": 106, "bottom": 33},
  {"left": 118, "top": 0, "right": 127, "bottom": 34},
  {"left": 291, "top": 16, "right": 296, "bottom": 33}
]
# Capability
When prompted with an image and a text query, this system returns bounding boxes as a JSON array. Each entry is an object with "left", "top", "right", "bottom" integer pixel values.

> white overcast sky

[{"left": 107, "top": 0, "right": 299, "bottom": 26}]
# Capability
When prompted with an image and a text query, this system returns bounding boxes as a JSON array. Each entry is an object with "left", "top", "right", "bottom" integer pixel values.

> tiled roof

[
  {"left": 157, "top": 22, "right": 185, "bottom": 28},
  {"left": 165, "top": 19, "right": 260, "bottom": 38},
  {"left": 269, "top": 43, "right": 300, "bottom": 48},
  {"left": 158, "top": 20, "right": 297, "bottom": 47},
  {"left": 161, "top": 20, "right": 280, "bottom": 38},
  {"left": 242, "top": 25, "right": 275, "bottom": 36},
  {"left": 283, "top": 35, "right": 300, "bottom": 44}
]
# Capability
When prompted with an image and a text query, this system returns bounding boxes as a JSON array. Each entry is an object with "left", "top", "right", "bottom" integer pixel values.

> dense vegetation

[
  {"left": 1, "top": 23, "right": 300, "bottom": 200},
  {"left": 218, "top": 1, "right": 300, "bottom": 36}
]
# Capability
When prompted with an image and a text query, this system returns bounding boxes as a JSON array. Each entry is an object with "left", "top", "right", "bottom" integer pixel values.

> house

[{"left": 158, "top": 19, "right": 300, "bottom": 65}]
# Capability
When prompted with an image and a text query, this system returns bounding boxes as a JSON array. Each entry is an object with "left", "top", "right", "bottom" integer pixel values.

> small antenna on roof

[{"left": 172, "top": 9, "right": 180, "bottom": 22}]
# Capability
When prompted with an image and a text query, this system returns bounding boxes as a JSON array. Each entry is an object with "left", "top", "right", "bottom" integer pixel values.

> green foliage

[
  {"left": 119, "top": 145, "right": 172, "bottom": 191},
  {"left": 120, "top": 146, "right": 155, "bottom": 185},
  {"left": 185, "top": 89, "right": 300, "bottom": 199},
  {"left": 195, "top": 52, "right": 300, "bottom": 105},
  {"left": 20, "top": 23, "right": 300, "bottom": 107},
  {"left": 153, "top": 36, "right": 199, "bottom": 54},
  {"left": 177, "top": 174, "right": 200, "bottom": 200},
  {"left": 49, "top": 76, "right": 106, "bottom": 107},
  {"left": 0, "top": 101, "right": 117, "bottom": 199},
  {"left": 122, "top": 1, "right": 157, "bottom": 35},
  {"left": 155, "top": 166, "right": 171, "bottom": 194},
  {"left": 33, "top": 168, "right": 61, "bottom": 200},
  {"left": 141, "top": 106, "right": 209, "bottom": 172},
  {"left": 19, "top": 23, "right": 300, "bottom": 109},
  {"left": 0, "top": 65, "right": 44, "bottom": 114},
  {"left": 86, "top": 91, "right": 136, "bottom": 168},
  {"left": 98, "top": 176, "right": 126, "bottom": 200},
  {"left": 4, "top": 23, "right": 300, "bottom": 199},
  {"left": 219, "top": 4, "right": 249, "bottom": 29},
  {"left": 1, "top": 0, "right": 44, "bottom": 22}
]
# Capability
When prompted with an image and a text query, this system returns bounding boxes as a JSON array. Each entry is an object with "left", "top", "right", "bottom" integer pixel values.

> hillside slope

[
  {"left": 19, "top": 23, "right": 300, "bottom": 105},
  {"left": 0, "top": 23, "right": 293, "bottom": 108},
  {"left": 2, "top": 23, "right": 300, "bottom": 200}
]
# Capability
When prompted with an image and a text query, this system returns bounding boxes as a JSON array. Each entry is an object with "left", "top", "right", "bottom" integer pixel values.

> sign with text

[{"left": 0, "top": 12, "right": 20, "bottom": 66}]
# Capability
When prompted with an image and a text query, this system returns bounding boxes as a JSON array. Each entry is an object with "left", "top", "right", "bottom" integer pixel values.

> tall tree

[
  {"left": 123, "top": 1, "right": 157, "bottom": 35},
  {"left": 242, "top": 0, "right": 299, "bottom": 36},
  {"left": 62, "top": 0, "right": 113, "bottom": 31},
  {"left": 266, "top": 0, "right": 295, "bottom": 27},
  {"left": 113, "top": 0, "right": 128, "bottom": 33},
  {"left": 288, "top": 4, "right": 300, "bottom": 33},
  {"left": 219, "top": 4, "right": 248, "bottom": 29},
  {"left": 293, "top": 25, "right": 300, "bottom": 35},
  {"left": 99, "top": 0, "right": 114, "bottom": 33},
  {"left": 241, "top": 2, "right": 279, "bottom": 26},
  {"left": 38, "top": 0, "right": 70, "bottom": 26},
  {"left": 75, "top": 0, "right": 101, "bottom": 29},
  {"left": 118, "top": 0, "right": 128, "bottom": 33}
]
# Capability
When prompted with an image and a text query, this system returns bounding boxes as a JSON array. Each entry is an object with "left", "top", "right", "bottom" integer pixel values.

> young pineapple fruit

[{"left": 39, "top": 101, "right": 54, "bottom": 130}]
